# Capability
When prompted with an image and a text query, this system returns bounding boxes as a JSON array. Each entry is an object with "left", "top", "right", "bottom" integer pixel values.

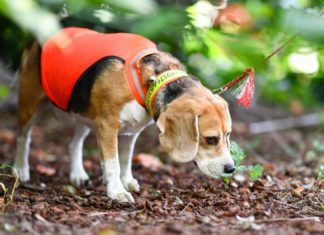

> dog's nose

[{"left": 224, "top": 164, "right": 236, "bottom": 174}]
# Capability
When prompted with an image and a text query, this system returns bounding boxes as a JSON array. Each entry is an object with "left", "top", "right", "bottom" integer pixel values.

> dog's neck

[
  {"left": 152, "top": 77, "right": 199, "bottom": 120},
  {"left": 139, "top": 52, "right": 199, "bottom": 120}
]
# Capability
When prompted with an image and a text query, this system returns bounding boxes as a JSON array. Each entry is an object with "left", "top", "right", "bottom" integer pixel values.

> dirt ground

[{"left": 0, "top": 105, "right": 323, "bottom": 235}]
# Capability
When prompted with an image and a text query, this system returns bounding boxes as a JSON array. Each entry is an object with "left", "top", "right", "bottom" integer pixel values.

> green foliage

[
  {"left": 230, "top": 141, "right": 245, "bottom": 166},
  {"left": 313, "top": 140, "right": 324, "bottom": 153},
  {"left": 0, "top": 0, "right": 323, "bottom": 107},
  {"left": 0, "top": 85, "right": 9, "bottom": 99},
  {"left": 239, "top": 164, "right": 264, "bottom": 181},
  {"left": 63, "top": 185, "right": 76, "bottom": 194},
  {"left": 318, "top": 165, "right": 324, "bottom": 180},
  {"left": 222, "top": 141, "right": 263, "bottom": 181}
]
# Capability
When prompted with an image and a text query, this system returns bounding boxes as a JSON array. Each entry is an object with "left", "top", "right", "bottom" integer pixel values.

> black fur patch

[
  {"left": 162, "top": 76, "right": 193, "bottom": 105},
  {"left": 153, "top": 76, "right": 198, "bottom": 120},
  {"left": 67, "top": 56, "right": 124, "bottom": 113}
]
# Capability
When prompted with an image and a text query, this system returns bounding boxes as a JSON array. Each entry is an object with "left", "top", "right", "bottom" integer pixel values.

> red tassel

[{"left": 233, "top": 68, "right": 254, "bottom": 107}]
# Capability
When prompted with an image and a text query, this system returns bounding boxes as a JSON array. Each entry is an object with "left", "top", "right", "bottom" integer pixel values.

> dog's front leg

[
  {"left": 118, "top": 134, "right": 140, "bottom": 192},
  {"left": 96, "top": 119, "right": 134, "bottom": 203}
]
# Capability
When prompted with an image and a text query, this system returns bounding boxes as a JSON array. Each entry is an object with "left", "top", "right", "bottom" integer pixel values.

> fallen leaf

[
  {"left": 63, "top": 185, "right": 76, "bottom": 194},
  {"left": 0, "top": 129, "right": 15, "bottom": 145},
  {"left": 36, "top": 165, "right": 56, "bottom": 176},
  {"left": 234, "top": 173, "right": 246, "bottom": 183},
  {"left": 243, "top": 201, "right": 250, "bottom": 209},
  {"left": 293, "top": 186, "right": 304, "bottom": 196},
  {"left": 84, "top": 160, "right": 93, "bottom": 170},
  {"left": 236, "top": 215, "right": 264, "bottom": 230},
  {"left": 4, "top": 223, "right": 15, "bottom": 232},
  {"left": 133, "top": 153, "right": 162, "bottom": 170}
]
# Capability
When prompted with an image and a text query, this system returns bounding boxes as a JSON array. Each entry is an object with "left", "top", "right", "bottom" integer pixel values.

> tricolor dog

[{"left": 15, "top": 27, "right": 235, "bottom": 203}]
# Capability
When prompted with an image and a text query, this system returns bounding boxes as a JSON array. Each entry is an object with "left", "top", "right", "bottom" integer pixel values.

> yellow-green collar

[{"left": 145, "top": 70, "right": 188, "bottom": 114}]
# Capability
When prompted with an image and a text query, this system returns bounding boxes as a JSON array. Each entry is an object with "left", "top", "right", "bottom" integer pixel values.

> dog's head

[{"left": 156, "top": 87, "right": 235, "bottom": 178}]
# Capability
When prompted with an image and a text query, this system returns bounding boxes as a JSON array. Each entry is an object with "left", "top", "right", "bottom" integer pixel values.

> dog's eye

[{"left": 205, "top": 136, "right": 219, "bottom": 145}]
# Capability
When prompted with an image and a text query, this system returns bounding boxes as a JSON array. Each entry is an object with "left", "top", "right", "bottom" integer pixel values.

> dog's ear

[{"left": 156, "top": 105, "right": 199, "bottom": 162}]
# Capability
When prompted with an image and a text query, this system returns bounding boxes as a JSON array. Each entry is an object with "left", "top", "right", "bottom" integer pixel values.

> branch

[{"left": 249, "top": 113, "right": 322, "bottom": 134}]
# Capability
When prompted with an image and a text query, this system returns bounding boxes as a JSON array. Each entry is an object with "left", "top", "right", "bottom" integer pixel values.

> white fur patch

[
  {"left": 195, "top": 149, "right": 234, "bottom": 178},
  {"left": 119, "top": 134, "right": 141, "bottom": 192},
  {"left": 14, "top": 129, "right": 32, "bottom": 182},
  {"left": 69, "top": 124, "right": 90, "bottom": 186},
  {"left": 119, "top": 100, "right": 152, "bottom": 135},
  {"left": 102, "top": 158, "right": 135, "bottom": 203}
]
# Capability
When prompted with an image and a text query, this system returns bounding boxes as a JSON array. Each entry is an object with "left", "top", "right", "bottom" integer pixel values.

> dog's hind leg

[
  {"left": 69, "top": 121, "right": 91, "bottom": 186},
  {"left": 14, "top": 42, "right": 46, "bottom": 181},
  {"left": 15, "top": 122, "right": 33, "bottom": 182},
  {"left": 119, "top": 134, "right": 141, "bottom": 192},
  {"left": 15, "top": 107, "right": 45, "bottom": 181}
]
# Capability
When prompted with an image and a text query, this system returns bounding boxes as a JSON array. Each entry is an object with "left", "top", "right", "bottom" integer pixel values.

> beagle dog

[{"left": 14, "top": 27, "right": 235, "bottom": 203}]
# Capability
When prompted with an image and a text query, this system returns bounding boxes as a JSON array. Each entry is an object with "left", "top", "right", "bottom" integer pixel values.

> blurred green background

[{"left": 0, "top": 0, "right": 323, "bottom": 109}]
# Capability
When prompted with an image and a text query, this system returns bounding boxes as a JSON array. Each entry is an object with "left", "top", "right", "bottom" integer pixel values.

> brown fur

[
  {"left": 157, "top": 86, "right": 231, "bottom": 162},
  {"left": 18, "top": 42, "right": 45, "bottom": 134}
]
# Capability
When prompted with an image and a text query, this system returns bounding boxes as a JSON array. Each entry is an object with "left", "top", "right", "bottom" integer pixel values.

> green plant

[
  {"left": 0, "top": 85, "right": 9, "bottom": 100},
  {"left": 0, "top": 164, "right": 19, "bottom": 212},
  {"left": 317, "top": 165, "right": 324, "bottom": 180},
  {"left": 222, "top": 141, "right": 263, "bottom": 181}
]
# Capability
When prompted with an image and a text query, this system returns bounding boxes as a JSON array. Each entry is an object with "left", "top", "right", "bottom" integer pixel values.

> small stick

[
  {"left": 180, "top": 202, "right": 192, "bottom": 215},
  {"left": 264, "top": 35, "right": 298, "bottom": 62},
  {"left": 254, "top": 216, "right": 320, "bottom": 224},
  {"left": 88, "top": 211, "right": 114, "bottom": 217}
]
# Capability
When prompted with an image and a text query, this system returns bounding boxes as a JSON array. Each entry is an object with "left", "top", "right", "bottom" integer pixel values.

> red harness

[{"left": 41, "top": 27, "right": 158, "bottom": 110}]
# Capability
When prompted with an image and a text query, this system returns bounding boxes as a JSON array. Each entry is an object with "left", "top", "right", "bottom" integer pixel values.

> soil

[{"left": 0, "top": 105, "right": 323, "bottom": 235}]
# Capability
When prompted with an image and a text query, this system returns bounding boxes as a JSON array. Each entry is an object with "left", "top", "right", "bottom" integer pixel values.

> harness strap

[{"left": 126, "top": 48, "right": 159, "bottom": 108}]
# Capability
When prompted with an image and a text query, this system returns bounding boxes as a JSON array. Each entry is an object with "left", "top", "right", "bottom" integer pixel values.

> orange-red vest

[{"left": 41, "top": 27, "right": 158, "bottom": 110}]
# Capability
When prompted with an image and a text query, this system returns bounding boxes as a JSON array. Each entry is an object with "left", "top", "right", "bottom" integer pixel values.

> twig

[
  {"left": 254, "top": 216, "right": 320, "bottom": 223},
  {"left": 88, "top": 211, "right": 114, "bottom": 217},
  {"left": 264, "top": 10, "right": 324, "bottom": 62},
  {"left": 180, "top": 202, "right": 192, "bottom": 215},
  {"left": 264, "top": 35, "right": 298, "bottom": 62}
]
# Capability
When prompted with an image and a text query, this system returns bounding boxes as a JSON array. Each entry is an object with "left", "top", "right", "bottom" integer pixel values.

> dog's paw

[
  {"left": 107, "top": 180, "right": 135, "bottom": 203},
  {"left": 14, "top": 165, "right": 30, "bottom": 182},
  {"left": 69, "top": 170, "right": 90, "bottom": 187},
  {"left": 111, "top": 191, "right": 135, "bottom": 203},
  {"left": 121, "top": 176, "right": 140, "bottom": 192}
]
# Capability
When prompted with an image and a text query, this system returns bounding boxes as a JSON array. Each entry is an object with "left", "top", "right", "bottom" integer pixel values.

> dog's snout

[{"left": 224, "top": 164, "right": 236, "bottom": 174}]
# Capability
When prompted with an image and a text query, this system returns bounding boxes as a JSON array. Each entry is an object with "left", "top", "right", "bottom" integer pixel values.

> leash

[{"left": 214, "top": 10, "right": 324, "bottom": 108}]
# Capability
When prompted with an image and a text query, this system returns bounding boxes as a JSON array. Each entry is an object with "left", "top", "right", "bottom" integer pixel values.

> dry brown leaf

[
  {"left": 293, "top": 186, "right": 304, "bottom": 196},
  {"left": 83, "top": 160, "right": 93, "bottom": 170},
  {"left": 36, "top": 165, "right": 56, "bottom": 176},
  {"left": 0, "top": 129, "right": 15, "bottom": 145},
  {"left": 133, "top": 153, "right": 162, "bottom": 170}
]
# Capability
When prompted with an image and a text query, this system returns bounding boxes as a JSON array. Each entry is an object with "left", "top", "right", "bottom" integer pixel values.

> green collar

[{"left": 145, "top": 70, "right": 188, "bottom": 114}]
